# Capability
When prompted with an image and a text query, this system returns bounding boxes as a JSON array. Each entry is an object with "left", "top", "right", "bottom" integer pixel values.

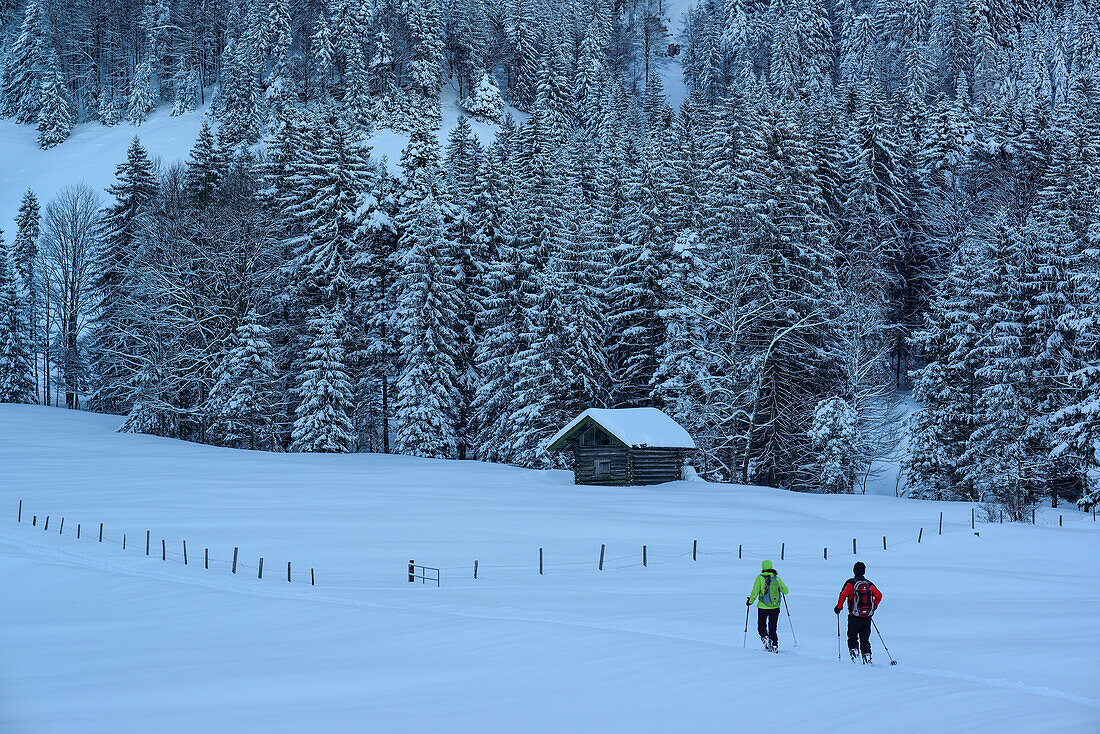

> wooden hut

[{"left": 547, "top": 408, "right": 696, "bottom": 486}]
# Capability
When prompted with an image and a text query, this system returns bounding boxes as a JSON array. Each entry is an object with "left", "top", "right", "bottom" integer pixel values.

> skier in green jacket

[{"left": 747, "top": 560, "right": 789, "bottom": 652}]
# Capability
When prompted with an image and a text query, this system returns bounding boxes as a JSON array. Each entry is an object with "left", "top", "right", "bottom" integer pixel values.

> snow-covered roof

[{"left": 548, "top": 408, "right": 696, "bottom": 450}]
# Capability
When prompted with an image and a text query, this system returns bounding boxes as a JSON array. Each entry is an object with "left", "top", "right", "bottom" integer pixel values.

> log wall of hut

[
  {"left": 628, "top": 448, "right": 688, "bottom": 485},
  {"left": 572, "top": 445, "right": 631, "bottom": 485}
]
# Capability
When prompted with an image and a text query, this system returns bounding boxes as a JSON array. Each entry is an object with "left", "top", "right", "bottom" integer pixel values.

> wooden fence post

[
  {"left": 232, "top": 547, "right": 238, "bottom": 573},
  {"left": 474, "top": 560, "right": 478, "bottom": 580},
  {"left": 539, "top": 547, "right": 543, "bottom": 575},
  {"left": 599, "top": 544, "right": 605, "bottom": 571},
  {"left": 643, "top": 545, "right": 647, "bottom": 567},
  {"left": 918, "top": 528, "right": 923, "bottom": 543},
  {"left": 183, "top": 540, "right": 187, "bottom": 565},
  {"left": 693, "top": 539, "right": 697, "bottom": 561},
  {"left": 258, "top": 558, "right": 263, "bottom": 579},
  {"left": 408, "top": 560, "right": 415, "bottom": 582}
]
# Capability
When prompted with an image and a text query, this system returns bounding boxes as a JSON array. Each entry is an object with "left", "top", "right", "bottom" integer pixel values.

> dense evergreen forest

[{"left": 0, "top": 0, "right": 1098, "bottom": 513}]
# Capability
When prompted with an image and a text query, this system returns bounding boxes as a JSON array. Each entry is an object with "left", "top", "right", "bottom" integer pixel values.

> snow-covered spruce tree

[
  {"left": 463, "top": 71, "right": 504, "bottom": 123},
  {"left": 218, "top": 35, "right": 261, "bottom": 147},
  {"left": 741, "top": 103, "right": 842, "bottom": 491},
  {"left": 290, "top": 310, "right": 356, "bottom": 453},
  {"left": 13, "top": 190, "right": 41, "bottom": 287},
  {"left": 405, "top": 0, "right": 445, "bottom": 120},
  {"left": 264, "top": 0, "right": 295, "bottom": 118},
  {"left": 208, "top": 312, "right": 277, "bottom": 450},
  {"left": 607, "top": 143, "right": 670, "bottom": 407},
  {"left": 905, "top": 240, "right": 988, "bottom": 501},
  {"left": 1051, "top": 211, "right": 1100, "bottom": 511},
  {"left": 128, "top": 58, "right": 157, "bottom": 125},
  {"left": 283, "top": 107, "right": 379, "bottom": 449},
  {"left": 1, "top": 0, "right": 47, "bottom": 123},
  {"left": 347, "top": 166, "right": 398, "bottom": 455},
  {"left": 284, "top": 107, "right": 374, "bottom": 315},
  {"left": 393, "top": 125, "right": 462, "bottom": 459},
  {"left": 184, "top": 122, "right": 222, "bottom": 207},
  {"left": 12, "top": 190, "right": 40, "bottom": 395},
  {"left": 811, "top": 397, "right": 859, "bottom": 493},
  {"left": 36, "top": 51, "right": 74, "bottom": 149},
  {"left": 838, "top": 85, "right": 906, "bottom": 306},
  {"left": 556, "top": 155, "right": 611, "bottom": 414},
  {"left": 464, "top": 146, "right": 511, "bottom": 455},
  {"left": 1025, "top": 214, "right": 1095, "bottom": 508},
  {"left": 444, "top": 117, "right": 485, "bottom": 459},
  {"left": 88, "top": 138, "right": 158, "bottom": 415},
  {"left": 0, "top": 236, "right": 36, "bottom": 403},
  {"left": 171, "top": 60, "right": 200, "bottom": 116},
  {"left": 962, "top": 213, "right": 1045, "bottom": 517}
]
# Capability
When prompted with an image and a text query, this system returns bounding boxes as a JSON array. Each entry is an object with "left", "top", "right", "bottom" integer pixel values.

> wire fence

[
  {"left": 13, "top": 498, "right": 1094, "bottom": 592},
  {"left": 14, "top": 499, "right": 317, "bottom": 586}
]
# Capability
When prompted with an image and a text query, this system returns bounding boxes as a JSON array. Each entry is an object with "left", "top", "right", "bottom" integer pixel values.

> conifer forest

[{"left": 0, "top": 0, "right": 1098, "bottom": 514}]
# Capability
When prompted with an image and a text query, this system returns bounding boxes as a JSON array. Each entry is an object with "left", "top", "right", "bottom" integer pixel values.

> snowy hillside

[
  {"left": 0, "top": 82, "right": 517, "bottom": 228},
  {"left": 1, "top": 405, "right": 1097, "bottom": 733}
]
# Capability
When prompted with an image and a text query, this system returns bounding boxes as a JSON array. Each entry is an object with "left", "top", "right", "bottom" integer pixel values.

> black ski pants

[
  {"left": 847, "top": 615, "right": 872, "bottom": 655},
  {"left": 758, "top": 607, "right": 780, "bottom": 644}
]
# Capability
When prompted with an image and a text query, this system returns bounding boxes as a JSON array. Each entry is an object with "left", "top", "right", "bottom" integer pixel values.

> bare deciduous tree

[{"left": 41, "top": 185, "right": 101, "bottom": 409}]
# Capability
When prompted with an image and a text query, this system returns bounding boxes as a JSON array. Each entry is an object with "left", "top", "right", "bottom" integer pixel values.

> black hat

[{"left": 853, "top": 561, "right": 866, "bottom": 576}]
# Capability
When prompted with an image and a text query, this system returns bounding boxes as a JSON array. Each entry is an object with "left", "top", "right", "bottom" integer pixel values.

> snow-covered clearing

[
  {"left": 0, "top": 83, "right": 514, "bottom": 229},
  {"left": 0, "top": 103, "right": 213, "bottom": 227},
  {"left": 1, "top": 405, "right": 1097, "bottom": 732}
]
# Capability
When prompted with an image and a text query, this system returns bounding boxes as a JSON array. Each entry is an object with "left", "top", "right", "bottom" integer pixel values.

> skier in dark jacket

[
  {"left": 747, "top": 560, "right": 789, "bottom": 652},
  {"left": 835, "top": 561, "right": 883, "bottom": 663}
]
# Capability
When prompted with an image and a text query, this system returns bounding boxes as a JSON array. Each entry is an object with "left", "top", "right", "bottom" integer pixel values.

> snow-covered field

[{"left": 1, "top": 405, "right": 1097, "bottom": 733}]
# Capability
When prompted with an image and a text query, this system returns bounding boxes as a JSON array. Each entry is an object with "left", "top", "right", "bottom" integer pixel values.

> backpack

[
  {"left": 851, "top": 579, "right": 875, "bottom": 617},
  {"left": 761, "top": 574, "right": 776, "bottom": 605}
]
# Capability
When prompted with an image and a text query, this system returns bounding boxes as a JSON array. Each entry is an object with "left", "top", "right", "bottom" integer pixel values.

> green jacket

[{"left": 749, "top": 571, "right": 789, "bottom": 609}]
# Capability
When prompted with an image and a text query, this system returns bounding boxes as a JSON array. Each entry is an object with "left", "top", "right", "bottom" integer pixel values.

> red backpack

[{"left": 851, "top": 579, "right": 875, "bottom": 617}]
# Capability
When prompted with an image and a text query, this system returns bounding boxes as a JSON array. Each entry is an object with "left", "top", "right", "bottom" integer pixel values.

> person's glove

[
  {"left": 746, "top": 597, "right": 752, "bottom": 606},
  {"left": 834, "top": 606, "right": 842, "bottom": 614}
]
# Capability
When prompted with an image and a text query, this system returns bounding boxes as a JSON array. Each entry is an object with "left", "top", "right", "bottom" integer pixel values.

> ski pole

[
  {"left": 837, "top": 613, "right": 842, "bottom": 661},
  {"left": 743, "top": 602, "right": 750, "bottom": 649},
  {"left": 781, "top": 593, "right": 798, "bottom": 648},
  {"left": 871, "top": 618, "right": 897, "bottom": 666}
]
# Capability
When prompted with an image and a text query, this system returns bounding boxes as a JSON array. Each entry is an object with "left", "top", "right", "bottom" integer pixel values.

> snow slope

[
  {"left": 0, "top": 103, "right": 215, "bottom": 229},
  {"left": 0, "top": 82, "right": 514, "bottom": 230},
  {"left": 1, "top": 404, "right": 1097, "bottom": 733}
]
